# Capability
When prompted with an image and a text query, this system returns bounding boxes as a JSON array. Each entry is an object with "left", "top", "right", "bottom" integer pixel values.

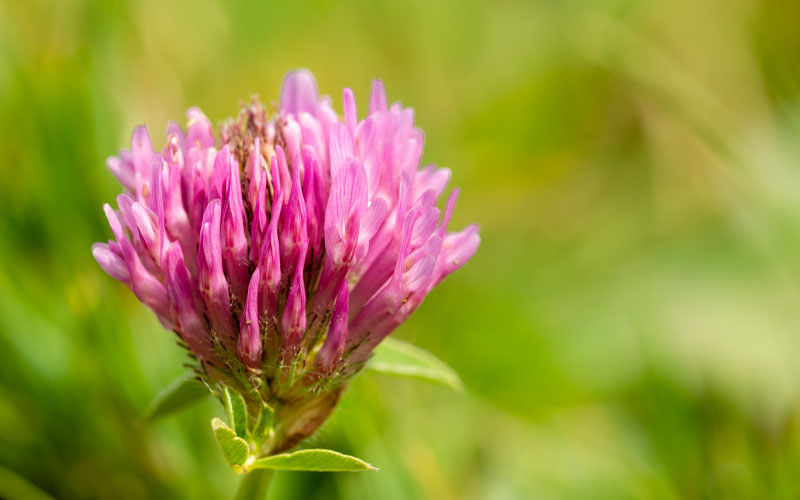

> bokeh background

[{"left": 2, "top": 0, "right": 800, "bottom": 498}]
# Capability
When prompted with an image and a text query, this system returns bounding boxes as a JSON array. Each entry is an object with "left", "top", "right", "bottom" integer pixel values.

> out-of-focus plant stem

[{"left": 235, "top": 469, "right": 273, "bottom": 500}]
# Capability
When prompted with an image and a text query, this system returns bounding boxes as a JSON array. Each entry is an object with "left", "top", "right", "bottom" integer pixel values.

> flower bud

[
  {"left": 315, "top": 279, "right": 349, "bottom": 373},
  {"left": 103, "top": 203, "right": 172, "bottom": 326},
  {"left": 257, "top": 190, "right": 284, "bottom": 320},
  {"left": 281, "top": 242, "right": 308, "bottom": 360},
  {"left": 221, "top": 151, "right": 250, "bottom": 300},
  {"left": 279, "top": 152, "right": 307, "bottom": 277},
  {"left": 165, "top": 241, "right": 220, "bottom": 365},
  {"left": 197, "top": 200, "right": 236, "bottom": 350},
  {"left": 342, "top": 88, "right": 357, "bottom": 135},
  {"left": 92, "top": 242, "right": 130, "bottom": 282},
  {"left": 280, "top": 69, "right": 320, "bottom": 117},
  {"left": 238, "top": 270, "right": 263, "bottom": 370}
]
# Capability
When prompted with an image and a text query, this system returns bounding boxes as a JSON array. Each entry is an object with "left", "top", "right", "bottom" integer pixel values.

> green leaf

[
  {"left": 250, "top": 449, "right": 377, "bottom": 472},
  {"left": 212, "top": 418, "right": 250, "bottom": 473},
  {"left": 365, "top": 338, "right": 463, "bottom": 391},
  {"left": 252, "top": 402, "right": 274, "bottom": 440},
  {"left": 0, "top": 466, "right": 55, "bottom": 500},
  {"left": 224, "top": 387, "right": 248, "bottom": 439},
  {"left": 140, "top": 372, "right": 209, "bottom": 421}
]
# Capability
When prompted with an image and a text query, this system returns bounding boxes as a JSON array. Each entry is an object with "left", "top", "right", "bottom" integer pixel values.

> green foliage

[
  {"left": 366, "top": 338, "right": 463, "bottom": 391},
  {"left": 223, "top": 387, "right": 249, "bottom": 439},
  {"left": 211, "top": 418, "right": 249, "bottom": 473},
  {"left": 140, "top": 372, "right": 209, "bottom": 421},
  {"left": 3, "top": 0, "right": 800, "bottom": 498},
  {"left": 0, "top": 466, "right": 55, "bottom": 500},
  {"left": 211, "top": 390, "right": 375, "bottom": 475},
  {"left": 252, "top": 403, "right": 274, "bottom": 441},
  {"left": 250, "top": 450, "right": 377, "bottom": 472}
]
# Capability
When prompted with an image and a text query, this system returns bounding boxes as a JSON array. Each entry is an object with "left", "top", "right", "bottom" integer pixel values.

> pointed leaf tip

[
  {"left": 250, "top": 449, "right": 377, "bottom": 472},
  {"left": 140, "top": 372, "right": 210, "bottom": 422},
  {"left": 365, "top": 338, "right": 463, "bottom": 391}
]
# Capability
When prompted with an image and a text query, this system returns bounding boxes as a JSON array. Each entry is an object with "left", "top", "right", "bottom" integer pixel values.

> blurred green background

[{"left": 2, "top": 0, "right": 800, "bottom": 498}]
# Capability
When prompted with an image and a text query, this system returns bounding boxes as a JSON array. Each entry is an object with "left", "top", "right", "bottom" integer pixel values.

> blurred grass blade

[
  {"left": 140, "top": 372, "right": 209, "bottom": 421},
  {"left": 212, "top": 418, "right": 250, "bottom": 473},
  {"left": 249, "top": 449, "right": 377, "bottom": 472},
  {"left": 0, "top": 466, "right": 55, "bottom": 500},
  {"left": 365, "top": 338, "right": 463, "bottom": 391}
]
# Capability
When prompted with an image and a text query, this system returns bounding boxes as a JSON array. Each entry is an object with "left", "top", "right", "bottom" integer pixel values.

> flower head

[{"left": 94, "top": 70, "right": 479, "bottom": 452}]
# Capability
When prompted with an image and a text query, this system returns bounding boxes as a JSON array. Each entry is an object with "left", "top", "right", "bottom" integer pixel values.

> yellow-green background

[{"left": 2, "top": 0, "right": 800, "bottom": 498}]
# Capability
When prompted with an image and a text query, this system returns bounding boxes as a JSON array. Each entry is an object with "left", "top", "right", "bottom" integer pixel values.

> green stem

[{"left": 235, "top": 469, "right": 274, "bottom": 500}]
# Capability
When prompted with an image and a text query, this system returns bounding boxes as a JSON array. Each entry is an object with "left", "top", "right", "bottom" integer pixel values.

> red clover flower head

[{"left": 93, "top": 70, "right": 479, "bottom": 453}]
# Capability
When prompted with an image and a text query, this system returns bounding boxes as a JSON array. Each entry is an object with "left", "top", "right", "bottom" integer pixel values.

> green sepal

[
  {"left": 212, "top": 417, "right": 250, "bottom": 473},
  {"left": 252, "top": 402, "right": 274, "bottom": 441},
  {"left": 140, "top": 372, "right": 209, "bottom": 422},
  {"left": 249, "top": 449, "right": 377, "bottom": 472},
  {"left": 365, "top": 338, "right": 463, "bottom": 391},
  {"left": 223, "top": 387, "right": 249, "bottom": 439}
]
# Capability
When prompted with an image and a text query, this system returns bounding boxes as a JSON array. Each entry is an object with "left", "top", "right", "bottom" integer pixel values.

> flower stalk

[{"left": 235, "top": 470, "right": 273, "bottom": 500}]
